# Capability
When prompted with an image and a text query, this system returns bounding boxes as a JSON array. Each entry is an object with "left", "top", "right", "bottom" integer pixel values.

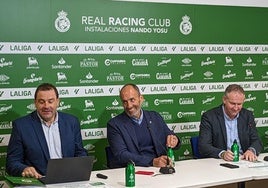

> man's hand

[
  {"left": 153, "top": 155, "right": 169, "bottom": 167},
  {"left": 21, "top": 166, "right": 42, "bottom": 179},
  {"left": 221, "top": 150, "right": 235, "bottom": 161},
  {"left": 166, "top": 135, "right": 178, "bottom": 148},
  {"left": 241, "top": 149, "right": 257, "bottom": 162}
]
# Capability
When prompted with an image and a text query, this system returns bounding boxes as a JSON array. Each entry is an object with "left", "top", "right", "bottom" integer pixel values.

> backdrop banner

[{"left": 0, "top": 0, "right": 268, "bottom": 179}]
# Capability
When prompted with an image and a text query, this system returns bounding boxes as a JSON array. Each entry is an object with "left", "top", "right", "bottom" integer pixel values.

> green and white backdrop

[{"left": 1, "top": 0, "right": 268, "bottom": 182}]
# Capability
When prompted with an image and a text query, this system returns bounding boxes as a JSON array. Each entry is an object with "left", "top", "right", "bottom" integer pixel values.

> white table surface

[
  {"left": 17, "top": 153, "right": 268, "bottom": 188},
  {"left": 88, "top": 158, "right": 252, "bottom": 188}
]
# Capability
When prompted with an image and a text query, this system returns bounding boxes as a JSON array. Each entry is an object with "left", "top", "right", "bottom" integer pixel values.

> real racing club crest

[
  {"left": 55, "top": 10, "right": 71, "bottom": 32},
  {"left": 179, "top": 15, "right": 192, "bottom": 35}
]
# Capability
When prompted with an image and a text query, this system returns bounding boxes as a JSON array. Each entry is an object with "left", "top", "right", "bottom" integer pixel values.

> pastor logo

[
  {"left": 159, "top": 111, "right": 172, "bottom": 121},
  {"left": 55, "top": 10, "right": 71, "bottom": 33},
  {"left": 106, "top": 72, "right": 124, "bottom": 82},
  {"left": 80, "top": 58, "right": 98, "bottom": 68}
]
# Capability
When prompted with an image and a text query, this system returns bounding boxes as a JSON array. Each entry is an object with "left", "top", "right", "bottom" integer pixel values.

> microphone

[
  {"left": 146, "top": 118, "right": 175, "bottom": 174},
  {"left": 159, "top": 156, "right": 175, "bottom": 174},
  {"left": 160, "top": 166, "right": 175, "bottom": 174}
]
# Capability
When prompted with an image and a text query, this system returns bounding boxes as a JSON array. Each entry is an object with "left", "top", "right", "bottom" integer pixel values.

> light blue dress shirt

[
  {"left": 130, "top": 109, "right": 144, "bottom": 125},
  {"left": 222, "top": 108, "right": 242, "bottom": 153},
  {"left": 39, "top": 112, "right": 62, "bottom": 159}
]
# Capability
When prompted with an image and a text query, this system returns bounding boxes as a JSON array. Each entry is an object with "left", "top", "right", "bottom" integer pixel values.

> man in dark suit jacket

[
  {"left": 107, "top": 83, "right": 180, "bottom": 168},
  {"left": 199, "top": 84, "right": 262, "bottom": 161},
  {"left": 6, "top": 83, "right": 87, "bottom": 178}
]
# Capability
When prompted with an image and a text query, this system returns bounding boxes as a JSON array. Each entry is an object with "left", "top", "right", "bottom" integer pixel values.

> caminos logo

[
  {"left": 55, "top": 10, "right": 71, "bottom": 32},
  {"left": 104, "top": 59, "right": 126, "bottom": 66},
  {"left": 177, "top": 111, "right": 196, "bottom": 119},
  {"left": 154, "top": 99, "right": 173, "bottom": 106}
]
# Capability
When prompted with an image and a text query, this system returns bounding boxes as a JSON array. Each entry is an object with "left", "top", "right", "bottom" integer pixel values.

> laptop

[{"left": 39, "top": 156, "right": 94, "bottom": 184}]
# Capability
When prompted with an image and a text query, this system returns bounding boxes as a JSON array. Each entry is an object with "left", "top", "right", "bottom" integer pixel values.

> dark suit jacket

[
  {"left": 198, "top": 105, "right": 263, "bottom": 158},
  {"left": 6, "top": 111, "right": 87, "bottom": 176},
  {"left": 107, "top": 110, "right": 180, "bottom": 168}
]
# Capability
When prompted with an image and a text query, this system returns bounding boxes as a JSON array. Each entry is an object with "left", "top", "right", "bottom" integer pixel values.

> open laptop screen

[{"left": 39, "top": 156, "right": 94, "bottom": 184}]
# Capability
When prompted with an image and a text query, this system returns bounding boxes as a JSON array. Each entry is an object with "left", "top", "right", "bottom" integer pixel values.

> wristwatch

[{"left": 220, "top": 151, "right": 226, "bottom": 159}]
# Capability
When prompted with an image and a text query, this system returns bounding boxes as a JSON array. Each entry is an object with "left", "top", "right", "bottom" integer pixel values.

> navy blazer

[
  {"left": 198, "top": 105, "right": 263, "bottom": 158},
  {"left": 107, "top": 110, "right": 180, "bottom": 168},
  {"left": 6, "top": 111, "right": 87, "bottom": 176}
]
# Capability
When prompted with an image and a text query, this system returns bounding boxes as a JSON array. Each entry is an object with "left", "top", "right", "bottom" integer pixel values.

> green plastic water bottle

[
  {"left": 167, "top": 147, "right": 175, "bottom": 167},
  {"left": 125, "top": 161, "right": 135, "bottom": 187},
  {"left": 231, "top": 139, "right": 239, "bottom": 162}
]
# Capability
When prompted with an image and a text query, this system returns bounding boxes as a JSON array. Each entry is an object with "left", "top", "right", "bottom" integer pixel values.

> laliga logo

[
  {"left": 55, "top": 10, "right": 71, "bottom": 32},
  {"left": 179, "top": 15, "right": 192, "bottom": 35}
]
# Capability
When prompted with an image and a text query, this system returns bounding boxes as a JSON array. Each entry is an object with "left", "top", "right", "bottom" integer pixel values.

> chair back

[
  {"left": 105, "top": 146, "right": 113, "bottom": 168},
  {"left": 190, "top": 136, "right": 201, "bottom": 159}
]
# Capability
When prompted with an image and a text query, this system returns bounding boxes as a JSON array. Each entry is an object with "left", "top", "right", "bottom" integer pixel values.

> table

[
  {"left": 88, "top": 158, "right": 252, "bottom": 188},
  {"left": 15, "top": 153, "right": 268, "bottom": 188}
]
